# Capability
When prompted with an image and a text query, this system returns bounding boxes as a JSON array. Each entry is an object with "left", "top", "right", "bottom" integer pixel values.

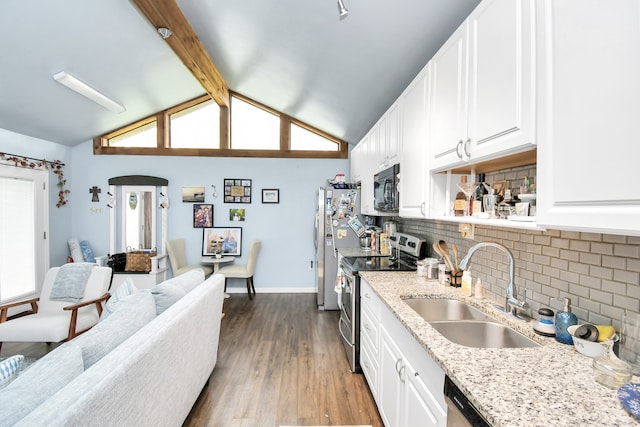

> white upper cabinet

[
  {"left": 430, "top": 0, "right": 536, "bottom": 172},
  {"left": 536, "top": 0, "right": 640, "bottom": 236},
  {"left": 383, "top": 102, "right": 401, "bottom": 169},
  {"left": 399, "top": 65, "right": 430, "bottom": 218}
]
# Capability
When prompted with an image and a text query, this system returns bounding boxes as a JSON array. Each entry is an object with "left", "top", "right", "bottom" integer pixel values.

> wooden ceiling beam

[{"left": 131, "top": 0, "right": 229, "bottom": 108}]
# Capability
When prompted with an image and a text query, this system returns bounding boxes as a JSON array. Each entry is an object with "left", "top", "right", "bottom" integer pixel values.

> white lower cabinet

[{"left": 360, "top": 278, "right": 446, "bottom": 427}]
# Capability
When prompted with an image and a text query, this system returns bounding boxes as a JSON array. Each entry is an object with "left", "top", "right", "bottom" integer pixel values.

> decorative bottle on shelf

[
  {"left": 472, "top": 173, "right": 488, "bottom": 216},
  {"left": 454, "top": 176, "right": 468, "bottom": 216}
]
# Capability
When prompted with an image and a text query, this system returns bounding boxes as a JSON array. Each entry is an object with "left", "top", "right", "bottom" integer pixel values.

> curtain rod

[{"left": 0, "top": 151, "right": 65, "bottom": 167}]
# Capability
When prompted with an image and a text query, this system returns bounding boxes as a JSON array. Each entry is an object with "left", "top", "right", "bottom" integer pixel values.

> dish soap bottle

[
  {"left": 554, "top": 297, "right": 577, "bottom": 345},
  {"left": 460, "top": 270, "right": 472, "bottom": 296}
]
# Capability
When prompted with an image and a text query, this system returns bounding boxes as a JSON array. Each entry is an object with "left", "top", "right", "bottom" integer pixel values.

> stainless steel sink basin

[
  {"left": 402, "top": 298, "right": 540, "bottom": 348},
  {"left": 403, "top": 298, "right": 489, "bottom": 321},
  {"left": 430, "top": 321, "right": 540, "bottom": 348}
]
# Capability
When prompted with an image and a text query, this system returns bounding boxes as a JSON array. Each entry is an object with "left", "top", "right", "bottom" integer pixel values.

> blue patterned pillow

[
  {"left": 0, "top": 355, "right": 24, "bottom": 388},
  {"left": 79, "top": 240, "right": 95, "bottom": 263},
  {"left": 101, "top": 278, "right": 137, "bottom": 320}
]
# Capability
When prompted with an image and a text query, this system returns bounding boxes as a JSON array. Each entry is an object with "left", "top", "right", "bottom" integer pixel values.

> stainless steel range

[{"left": 338, "top": 232, "right": 427, "bottom": 372}]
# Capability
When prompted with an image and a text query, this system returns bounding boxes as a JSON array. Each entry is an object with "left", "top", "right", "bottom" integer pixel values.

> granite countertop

[{"left": 359, "top": 271, "right": 639, "bottom": 427}]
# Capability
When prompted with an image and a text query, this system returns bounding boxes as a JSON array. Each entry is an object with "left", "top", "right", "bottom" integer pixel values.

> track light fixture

[
  {"left": 337, "top": 0, "right": 349, "bottom": 20},
  {"left": 157, "top": 27, "right": 172, "bottom": 39}
]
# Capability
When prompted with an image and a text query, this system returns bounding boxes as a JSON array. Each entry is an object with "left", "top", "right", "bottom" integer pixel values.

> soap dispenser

[{"left": 554, "top": 297, "right": 578, "bottom": 345}]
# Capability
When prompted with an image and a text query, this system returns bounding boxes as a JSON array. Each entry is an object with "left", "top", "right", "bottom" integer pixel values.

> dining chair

[
  {"left": 166, "top": 238, "right": 213, "bottom": 277},
  {"left": 216, "top": 240, "right": 261, "bottom": 299}
]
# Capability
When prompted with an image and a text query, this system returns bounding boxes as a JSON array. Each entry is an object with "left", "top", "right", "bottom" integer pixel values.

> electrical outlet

[{"left": 459, "top": 223, "right": 475, "bottom": 240}]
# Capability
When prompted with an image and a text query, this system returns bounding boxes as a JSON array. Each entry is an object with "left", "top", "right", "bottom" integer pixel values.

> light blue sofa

[{"left": 0, "top": 270, "right": 225, "bottom": 426}]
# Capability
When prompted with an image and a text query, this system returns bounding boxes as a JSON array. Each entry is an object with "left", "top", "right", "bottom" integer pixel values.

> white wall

[{"left": 69, "top": 141, "right": 347, "bottom": 292}]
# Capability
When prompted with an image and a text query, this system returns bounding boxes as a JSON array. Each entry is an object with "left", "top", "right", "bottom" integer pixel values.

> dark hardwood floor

[
  {"left": 184, "top": 293, "right": 383, "bottom": 427},
  {"left": 0, "top": 293, "right": 383, "bottom": 427}
]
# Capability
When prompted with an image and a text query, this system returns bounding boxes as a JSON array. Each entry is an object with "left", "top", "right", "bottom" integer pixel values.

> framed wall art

[
  {"left": 229, "top": 208, "right": 245, "bottom": 221},
  {"left": 262, "top": 189, "right": 279, "bottom": 204},
  {"left": 202, "top": 227, "right": 242, "bottom": 256},
  {"left": 224, "top": 179, "right": 252, "bottom": 203},
  {"left": 193, "top": 204, "right": 213, "bottom": 228},
  {"left": 182, "top": 186, "right": 205, "bottom": 203}
]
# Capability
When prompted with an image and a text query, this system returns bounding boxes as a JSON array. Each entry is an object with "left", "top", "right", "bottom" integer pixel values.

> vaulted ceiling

[{"left": 0, "top": 0, "right": 480, "bottom": 147}]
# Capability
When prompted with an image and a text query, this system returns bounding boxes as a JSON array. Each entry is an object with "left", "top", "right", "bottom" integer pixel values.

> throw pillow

[
  {"left": 0, "top": 343, "right": 84, "bottom": 425},
  {"left": 0, "top": 355, "right": 24, "bottom": 388},
  {"left": 150, "top": 269, "right": 205, "bottom": 315},
  {"left": 73, "top": 290, "right": 156, "bottom": 369},
  {"left": 79, "top": 240, "right": 95, "bottom": 263},
  {"left": 100, "top": 278, "right": 137, "bottom": 321},
  {"left": 150, "top": 282, "right": 187, "bottom": 315},
  {"left": 67, "top": 238, "right": 84, "bottom": 263}
]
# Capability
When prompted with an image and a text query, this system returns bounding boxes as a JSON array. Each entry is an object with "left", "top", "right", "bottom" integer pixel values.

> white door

[{"left": 0, "top": 165, "right": 48, "bottom": 303}]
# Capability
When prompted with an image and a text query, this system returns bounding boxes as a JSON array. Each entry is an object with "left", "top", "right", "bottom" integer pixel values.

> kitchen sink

[
  {"left": 430, "top": 320, "right": 540, "bottom": 348},
  {"left": 403, "top": 298, "right": 489, "bottom": 321},
  {"left": 402, "top": 298, "right": 540, "bottom": 348}
]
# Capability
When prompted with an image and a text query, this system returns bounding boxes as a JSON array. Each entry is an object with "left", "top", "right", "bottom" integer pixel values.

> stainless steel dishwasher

[{"left": 444, "top": 376, "right": 490, "bottom": 427}]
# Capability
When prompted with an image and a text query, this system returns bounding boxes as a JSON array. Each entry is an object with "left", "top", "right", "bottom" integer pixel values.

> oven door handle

[{"left": 339, "top": 316, "right": 353, "bottom": 345}]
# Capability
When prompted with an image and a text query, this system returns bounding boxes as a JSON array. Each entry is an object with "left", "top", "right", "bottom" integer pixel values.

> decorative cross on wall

[{"left": 90, "top": 186, "right": 101, "bottom": 202}]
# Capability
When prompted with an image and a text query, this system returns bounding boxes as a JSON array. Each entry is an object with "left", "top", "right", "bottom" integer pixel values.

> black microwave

[{"left": 373, "top": 164, "right": 400, "bottom": 212}]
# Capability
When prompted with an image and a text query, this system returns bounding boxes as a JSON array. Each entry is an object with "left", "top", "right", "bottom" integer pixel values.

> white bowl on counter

[{"left": 567, "top": 325, "right": 618, "bottom": 358}]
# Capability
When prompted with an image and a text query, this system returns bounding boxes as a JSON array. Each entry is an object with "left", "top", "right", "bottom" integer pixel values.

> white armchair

[{"left": 0, "top": 265, "right": 112, "bottom": 348}]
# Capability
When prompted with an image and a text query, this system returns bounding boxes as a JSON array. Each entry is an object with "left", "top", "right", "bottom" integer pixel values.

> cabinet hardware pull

[
  {"left": 456, "top": 140, "right": 464, "bottom": 158},
  {"left": 463, "top": 138, "right": 471, "bottom": 157},
  {"left": 395, "top": 358, "right": 402, "bottom": 374},
  {"left": 420, "top": 202, "right": 425, "bottom": 216}
]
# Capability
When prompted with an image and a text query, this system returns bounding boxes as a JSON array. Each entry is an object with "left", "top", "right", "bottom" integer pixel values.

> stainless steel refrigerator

[{"left": 314, "top": 182, "right": 361, "bottom": 310}]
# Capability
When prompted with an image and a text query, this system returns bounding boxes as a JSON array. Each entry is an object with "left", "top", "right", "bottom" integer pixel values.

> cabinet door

[
  {"left": 429, "top": 22, "right": 469, "bottom": 172},
  {"left": 403, "top": 358, "right": 446, "bottom": 427},
  {"left": 379, "top": 325, "right": 403, "bottom": 427},
  {"left": 349, "top": 142, "right": 362, "bottom": 183},
  {"left": 536, "top": 0, "right": 640, "bottom": 235},
  {"left": 467, "top": 0, "right": 535, "bottom": 162},
  {"left": 359, "top": 135, "right": 376, "bottom": 214},
  {"left": 386, "top": 102, "right": 401, "bottom": 167},
  {"left": 399, "top": 66, "right": 430, "bottom": 218},
  {"left": 372, "top": 120, "right": 385, "bottom": 172}
]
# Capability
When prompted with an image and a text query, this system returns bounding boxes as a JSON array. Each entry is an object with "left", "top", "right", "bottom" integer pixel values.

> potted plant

[{"left": 215, "top": 248, "right": 223, "bottom": 259}]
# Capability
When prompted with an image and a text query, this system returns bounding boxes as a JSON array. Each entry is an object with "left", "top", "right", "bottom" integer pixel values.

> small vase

[{"left": 215, "top": 254, "right": 222, "bottom": 259}]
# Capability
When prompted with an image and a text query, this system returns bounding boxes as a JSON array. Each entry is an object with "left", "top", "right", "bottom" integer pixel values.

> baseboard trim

[{"left": 225, "top": 286, "right": 316, "bottom": 294}]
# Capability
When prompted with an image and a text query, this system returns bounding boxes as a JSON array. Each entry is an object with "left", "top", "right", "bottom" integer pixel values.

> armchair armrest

[
  {"left": 63, "top": 292, "right": 110, "bottom": 340},
  {"left": 0, "top": 297, "right": 39, "bottom": 323}
]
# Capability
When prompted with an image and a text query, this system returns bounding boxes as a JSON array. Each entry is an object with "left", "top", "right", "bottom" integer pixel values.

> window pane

[
  {"left": 290, "top": 123, "right": 339, "bottom": 151},
  {"left": 231, "top": 97, "right": 279, "bottom": 150},
  {"left": 109, "top": 122, "right": 157, "bottom": 147},
  {"left": 170, "top": 100, "right": 220, "bottom": 148},
  {"left": 0, "top": 176, "right": 36, "bottom": 302}
]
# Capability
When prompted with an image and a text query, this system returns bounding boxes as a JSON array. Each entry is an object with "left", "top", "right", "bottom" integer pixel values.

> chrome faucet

[{"left": 458, "top": 242, "right": 529, "bottom": 318}]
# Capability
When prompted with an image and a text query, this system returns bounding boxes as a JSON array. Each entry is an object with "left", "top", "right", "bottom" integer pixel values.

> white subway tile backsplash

[{"left": 396, "top": 215, "right": 640, "bottom": 327}]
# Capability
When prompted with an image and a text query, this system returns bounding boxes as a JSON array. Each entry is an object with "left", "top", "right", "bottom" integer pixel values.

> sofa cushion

[
  {"left": 0, "top": 343, "right": 84, "bottom": 425},
  {"left": 73, "top": 290, "right": 156, "bottom": 369},
  {"left": 101, "top": 278, "right": 137, "bottom": 321},
  {"left": 150, "top": 269, "right": 204, "bottom": 315},
  {"left": 0, "top": 355, "right": 24, "bottom": 389}
]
